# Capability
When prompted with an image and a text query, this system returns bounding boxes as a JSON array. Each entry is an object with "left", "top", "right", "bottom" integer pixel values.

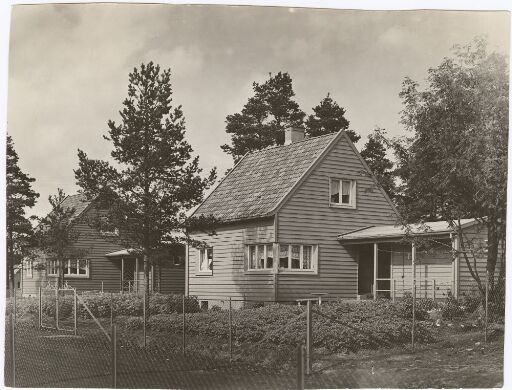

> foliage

[
  {"left": 221, "top": 72, "right": 305, "bottom": 162},
  {"left": 6, "top": 135, "right": 39, "bottom": 292},
  {"left": 360, "top": 127, "right": 396, "bottom": 198},
  {"left": 304, "top": 93, "right": 358, "bottom": 143},
  {"left": 33, "top": 189, "right": 85, "bottom": 287},
  {"left": 396, "top": 37, "right": 508, "bottom": 294},
  {"left": 396, "top": 293, "right": 437, "bottom": 320},
  {"left": 74, "top": 62, "right": 217, "bottom": 311}
]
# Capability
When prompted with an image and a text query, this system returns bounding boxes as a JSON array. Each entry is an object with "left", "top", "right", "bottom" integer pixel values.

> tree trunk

[
  {"left": 7, "top": 232, "right": 14, "bottom": 299},
  {"left": 144, "top": 254, "right": 150, "bottom": 320}
]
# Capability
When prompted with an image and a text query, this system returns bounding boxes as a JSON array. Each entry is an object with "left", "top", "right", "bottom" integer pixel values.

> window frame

[
  {"left": 329, "top": 178, "right": 357, "bottom": 209},
  {"left": 47, "top": 260, "right": 58, "bottom": 276},
  {"left": 197, "top": 247, "right": 213, "bottom": 275},
  {"left": 277, "top": 244, "right": 318, "bottom": 274},
  {"left": 63, "top": 259, "right": 90, "bottom": 278},
  {"left": 26, "top": 260, "right": 33, "bottom": 278},
  {"left": 247, "top": 243, "right": 275, "bottom": 272}
]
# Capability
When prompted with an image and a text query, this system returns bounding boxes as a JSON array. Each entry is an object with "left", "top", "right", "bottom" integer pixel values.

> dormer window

[{"left": 330, "top": 178, "right": 356, "bottom": 208}]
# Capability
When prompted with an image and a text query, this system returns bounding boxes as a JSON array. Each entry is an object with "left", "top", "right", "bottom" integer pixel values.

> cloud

[{"left": 141, "top": 46, "right": 204, "bottom": 78}]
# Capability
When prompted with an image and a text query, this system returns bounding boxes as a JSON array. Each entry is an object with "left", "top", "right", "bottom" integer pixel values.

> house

[
  {"left": 21, "top": 194, "right": 185, "bottom": 296},
  {"left": 187, "top": 127, "right": 496, "bottom": 305}
]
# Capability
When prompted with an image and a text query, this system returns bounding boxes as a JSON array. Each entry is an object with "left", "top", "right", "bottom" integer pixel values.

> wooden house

[
  {"left": 187, "top": 128, "right": 495, "bottom": 305},
  {"left": 21, "top": 194, "right": 185, "bottom": 296}
]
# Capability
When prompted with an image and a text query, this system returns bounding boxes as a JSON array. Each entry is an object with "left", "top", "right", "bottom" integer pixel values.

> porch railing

[
  {"left": 122, "top": 280, "right": 135, "bottom": 293},
  {"left": 374, "top": 278, "right": 454, "bottom": 301}
]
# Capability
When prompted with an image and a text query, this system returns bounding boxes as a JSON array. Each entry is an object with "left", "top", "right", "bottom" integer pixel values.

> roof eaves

[{"left": 269, "top": 131, "right": 344, "bottom": 216}]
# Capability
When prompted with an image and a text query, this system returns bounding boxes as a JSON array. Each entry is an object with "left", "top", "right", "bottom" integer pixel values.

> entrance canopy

[{"left": 337, "top": 219, "right": 475, "bottom": 244}]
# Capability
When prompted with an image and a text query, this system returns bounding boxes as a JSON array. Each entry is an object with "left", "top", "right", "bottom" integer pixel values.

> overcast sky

[{"left": 7, "top": 4, "right": 510, "bottom": 218}]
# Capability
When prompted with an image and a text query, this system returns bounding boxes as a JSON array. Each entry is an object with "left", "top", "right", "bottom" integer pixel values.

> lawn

[{"left": 5, "top": 295, "right": 505, "bottom": 389}]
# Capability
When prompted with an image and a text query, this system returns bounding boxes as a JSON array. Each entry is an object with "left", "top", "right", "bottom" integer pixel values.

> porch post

[
  {"left": 121, "top": 258, "right": 124, "bottom": 294},
  {"left": 411, "top": 243, "right": 416, "bottom": 291},
  {"left": 373, "top": 243, "right": 378, "bottom": 300}
]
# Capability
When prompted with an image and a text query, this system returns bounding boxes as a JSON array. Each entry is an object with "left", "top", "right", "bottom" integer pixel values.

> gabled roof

[
  {"left": 59, "top": 193, "right": 92, "bottom": 219},
  {"left": 338, "top": 219, "right": 477, "bottom": 243},
  {"left": 193, "top": 132, "right": 340, "bottom": 222}
]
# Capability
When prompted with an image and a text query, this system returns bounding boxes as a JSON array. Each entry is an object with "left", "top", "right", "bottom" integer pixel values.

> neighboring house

[
  {"left": 187, "top": 127, "right": 496, "bottom": 305},
  {"left": 21, "top": 194, "right": 185, "bottom": 296}
]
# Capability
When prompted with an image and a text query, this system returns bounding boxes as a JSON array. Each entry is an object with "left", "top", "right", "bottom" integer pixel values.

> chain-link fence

[{"left": 4, "top": 281, "right": 505, "bottom": 389}]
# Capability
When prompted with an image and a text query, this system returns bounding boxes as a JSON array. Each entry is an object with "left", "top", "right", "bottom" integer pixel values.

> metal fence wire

[{"left": 4, "top": 281, "right": 505, "bottom": 389}]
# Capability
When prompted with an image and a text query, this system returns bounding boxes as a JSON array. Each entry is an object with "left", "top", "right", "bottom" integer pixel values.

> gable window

[
  {"left": 26, "top": 260, "right": 33, "bottom": 278},
  {"left": 247, "top": 244, "right": 274, "bottom": 270},
  {"left": 330, "top": 179, "right": 356, "bottom": 208},
  {"left": 47, "top": 260, "right": 58, "bottom": 276},
  {"left": 278, "top": 244, "right": 318, "bottom": 272},
  {"left": 63, "top": 259, "right": 89, "bottom": 278},
  {"left": 198, "top": 247, "right": 213, "bottom": 273}
]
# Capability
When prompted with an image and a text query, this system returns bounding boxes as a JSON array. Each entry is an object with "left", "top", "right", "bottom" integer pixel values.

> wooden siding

[
  {"left": 158, "top": 263, "right": 185, "bottom": 294},
  {"left": 389, "top": 242, "right": 454, "bottom": 299},
  {"left": 188, "top": 218, "right": 275, "bottom": 301},
  {"left": 277, "top": 135, "right": 398, "bottom": 301}
]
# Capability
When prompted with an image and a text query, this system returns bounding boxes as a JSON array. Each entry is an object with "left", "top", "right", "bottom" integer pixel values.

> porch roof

[
  {"left": 105, "top": 249, "right": 137, "bottom": 257},
  {"left": 338, "top": 219, "right": 476, "bottom": 243}
]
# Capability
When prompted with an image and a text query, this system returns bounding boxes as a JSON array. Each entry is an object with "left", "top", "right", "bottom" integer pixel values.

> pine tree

[
  {"left": 360, "top": 128, "right": 396, "bottom": 198},
  {"left": 6, "top": 135, "right": 39, "bottom": 294},
  {"left": 305, "top": 93, "right": 360, "bottom": 143},
  {"left": 75, "top": 62, "right": 217, "bottom": 313},
  {"left": 221, "top": 72, "right": 305, "bottom": 161}
]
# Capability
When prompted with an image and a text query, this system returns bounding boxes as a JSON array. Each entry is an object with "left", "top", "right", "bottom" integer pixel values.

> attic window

[{"left": 330, "top": 179, "right": 356, "bottom": 208}]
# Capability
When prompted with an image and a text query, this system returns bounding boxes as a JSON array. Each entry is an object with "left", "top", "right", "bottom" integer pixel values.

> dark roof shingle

[
  {"left": 59, "top": 193, "right": 92, "bottom": 220},
  {"left": 194, "top": 133, "right": 338, "bottom": 221}
]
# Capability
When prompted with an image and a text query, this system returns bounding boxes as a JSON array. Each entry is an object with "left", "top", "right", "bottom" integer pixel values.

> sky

[{"left": 6, "top": 3, "right": 510, "bottom": 218}]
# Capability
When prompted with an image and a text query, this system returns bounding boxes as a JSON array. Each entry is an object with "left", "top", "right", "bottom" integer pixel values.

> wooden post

[
  {"left": 55, "top": 286, "right": 59, "bottom": 330},
  {"left": 229, "top": 297, "right": 233, "bottom": 362},
  {"left": 102, "top": 281, "right": 104, "bottom": 293},
  {"left": 143, "top": 287, "right": 146, "bottom": 347},
  {"left": 485, "top": 270, "right": 489, "bottom": 343},
  {"left": 306, "top": 300, "right": 312, "bottom": 375},
  {"left": 38, "top": 287, "right": 42, "bottom": 329},
  {"left": 373, "top": 243, "right": 378, "bottom": 300},
  {"left": 111, "top": 324, "right": 117, "bottom": 388},
  {"left": 74, "top": 289, "right": 77, "bottom": 336},
  {"left": 433, "top": 280, "right": 436, "bottom": 301},
  {"left": 182, "top": 295, "right": 186, "bottom": 356},
  {"left": 411, "top": 243, "right": 416, "bottom": 350},
  {"left": 121, "top": 258, "right": 124, "bottom": 294},
  {"left": 11, "top": 314, "right": 16, "bottom": 387},
  {"left": 135, "top": 258, "right": 139, "bottom": 294},
  {"left": 391, "top": 279, "right": 395, "bottom": 303},
  {"left": 297, "top": 344, "right": 305, "bottom": 390},
  {"left": 110, "top": 292, "right": 114, "bottom": 328}
]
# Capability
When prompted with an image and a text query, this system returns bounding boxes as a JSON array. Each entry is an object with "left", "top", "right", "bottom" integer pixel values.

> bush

[
  {"left": 439, "top": 292, "right": 465, "bottom": 320},
  {"left": 396, "top": 292, "right": 437, "bottom": 320}
]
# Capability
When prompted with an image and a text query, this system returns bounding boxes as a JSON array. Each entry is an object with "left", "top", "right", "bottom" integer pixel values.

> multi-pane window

[
  {"left": 199, "top": 248, "right": 213, "bottom": 272},
  {"left": 63, "top": 259, "right": 89, "bottom": 277},
  {"left": 247, "top": 244, "right": 274, "bottom": 270},
  {"left": 26, "top": 260, "right": 33, "bottom": 278},
  {"left": 47, "top": 260, "right": 58, "bottom": 276},
  {"left": 330, "top": 179, "right": 355, "bottom": 207},
  {"left": 278, "top": 244, "right": 317, "bottom": 271}
]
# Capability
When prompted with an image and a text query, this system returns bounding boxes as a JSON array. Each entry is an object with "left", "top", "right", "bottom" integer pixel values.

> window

[
  {"left": 278, "top": 244, "right": 317, "bottom": 272},
  {"left": 247, "top": 244, "right": 274, "bottom": 270},
  {"left": 330, "top": 178, "right": 356, "bottom": 208},
  {"left": 63, "top": 259, "right": 89, "bottom": 278},
  {"left": 26, "top": 260, "right": 33, "bottom": 278},
  {"left": 100, "top": 227, "right": 119, "bottom": 237},
  {"left": 198, "top": 247, "right": 213, "bottom": 273},
  {"left": 47, "top": 260, "right": 58, "bottom": 276}
]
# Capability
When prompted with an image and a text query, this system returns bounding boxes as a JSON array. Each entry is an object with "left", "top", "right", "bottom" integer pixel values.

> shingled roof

[
  {"left": 59, "top": 193, "right": 92, "bottom": 220},
  {"left": 193, "top": 132, "right": 340, "bottom": 222}
]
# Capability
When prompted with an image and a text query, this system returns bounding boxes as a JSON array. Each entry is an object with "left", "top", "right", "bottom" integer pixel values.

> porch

[
  {"left": 338, "top": 221, "right": 469, "bottom": 300},
  {"left": 105, "top": 250, "right": 156, "bottom": 293}
]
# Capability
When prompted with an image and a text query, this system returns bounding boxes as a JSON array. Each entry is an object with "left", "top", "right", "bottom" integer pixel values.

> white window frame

[
  {"left": 329, "top": 178, "right": 357, "bottom": 209},
  {"left": 63, "top": 259, "right": 90, "bottom": 278},
  {"left": 247, "top": 243, "right": 275, "bottom": 271},
  {"left": 197, "top": 247, "right": 213, "bottom": 275},
  {"left": 47, "top": 260, "right": 58, "bottom": 276},
  {"left": 26, "top": 260, "right": 33, "bottom": 278},
  {"left": 277, "top": 244, "right": 318, "bottom": 274}
]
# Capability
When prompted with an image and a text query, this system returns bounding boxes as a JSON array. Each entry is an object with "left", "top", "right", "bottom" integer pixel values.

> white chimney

[{"left": 284, "top": 127, "right": 305, "bottom": 145}]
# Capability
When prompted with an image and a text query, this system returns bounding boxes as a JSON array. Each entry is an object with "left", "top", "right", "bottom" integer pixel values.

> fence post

[
  {"left": 74, "top": 289, "right": 77, "bottom": 336},
  {"left": 433, "top": 280, "right": 436, "bottom": 301},
  {"left": 297, "top": 344, "right": 305, "bottom": 390},
  {"left": 39, "top": 286, "right": 42, "bottom": 329},
  {"left": 182, "top": 295, "right": 186, "bottom": 356},
  {"left": 229, "top": 297, "right": 233, "bottom": 362},
  {"left": 391, "top": 279, "right": 395, "bottom": 303},
  {"left": 13, "top": 288, "right": 17, "bottom": 320},
  {"left": 306, "top": 300, "right": 312, "bottom": 375},
  {"left": 110, "top": 292, "right": 114, "bottom": 328},
  {"left": 10, "top": 313, "right": 16, "bottom": 387},
  {"left": 143, "top": 288, "right": 146, "bottom": 348},
  {"left": 55, "top": 286, "right": 59, "bottom": 330},
  {"left": 485, "top": 270, "right": 489, "bottom": 343},
  {"left": 102, "top": 281, "right": 104, "bottom": 293},
  {"left": 412, "top": 281, "right": 416, "bottom": 350},
  {"left": 111, "top": 324, "right": 117, "bottom": 388}
]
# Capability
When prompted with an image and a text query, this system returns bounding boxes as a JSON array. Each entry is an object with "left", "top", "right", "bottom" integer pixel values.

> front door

[{"left": 122, "top": 258, "right": 136, "bottom": 292}]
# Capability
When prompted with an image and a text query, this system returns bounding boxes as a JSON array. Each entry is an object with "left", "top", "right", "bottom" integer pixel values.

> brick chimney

[{"left": 284, "top": 127, "right": 305, "bottom": 145}]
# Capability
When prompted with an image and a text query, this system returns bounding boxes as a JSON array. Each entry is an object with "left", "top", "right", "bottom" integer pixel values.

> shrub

[
  {"left": 395, "top": 292, "right": 436, "bottom": 320},
  {"left": 439, "top": 292, "right": 464, "bottom": 319}
]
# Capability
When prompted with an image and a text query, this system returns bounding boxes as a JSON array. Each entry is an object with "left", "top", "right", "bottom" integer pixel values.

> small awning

[
  {"left": 338, "top": 219, "right": 476, "bottom": 243},
  {"left": 105, "top": 249, "right": 138, "bottom": 257}
]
